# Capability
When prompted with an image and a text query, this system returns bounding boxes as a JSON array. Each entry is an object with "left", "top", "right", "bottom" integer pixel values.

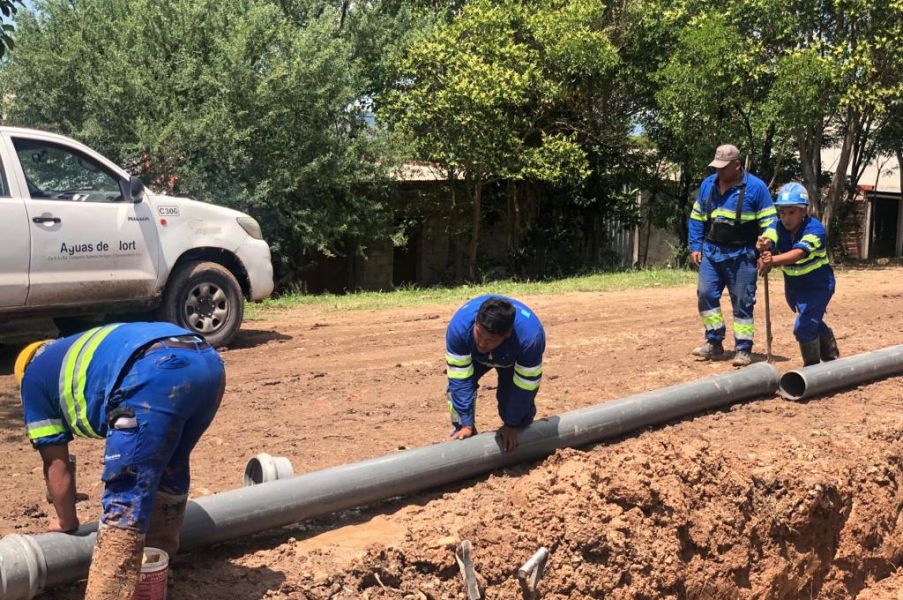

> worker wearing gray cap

[{"left": 688, "top": 144, "right": 776, "bottom": 366}]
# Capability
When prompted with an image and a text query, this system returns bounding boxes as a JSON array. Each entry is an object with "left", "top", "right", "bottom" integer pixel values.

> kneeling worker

[
  {"left": 14, "top": 322, "right": 225, "bottom": 600},
  {"left": 445, "top": 295, "right": 545, "bottom": 451}
]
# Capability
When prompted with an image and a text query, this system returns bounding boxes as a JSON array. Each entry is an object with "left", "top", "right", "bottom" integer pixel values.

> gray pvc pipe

[
  {"left": 1, "top": 362, "right": 779, "bottom": 599},
  {"left": 243, "top": 453, "right": 295, "bottom": 487},
  {"left": 779, "top": 344, "right": 903, "bottom": 401}
]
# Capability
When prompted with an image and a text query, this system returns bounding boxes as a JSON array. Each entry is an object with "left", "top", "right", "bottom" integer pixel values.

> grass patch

[{"left": 246, "top": 268, "right": 695, "bottom": 320}]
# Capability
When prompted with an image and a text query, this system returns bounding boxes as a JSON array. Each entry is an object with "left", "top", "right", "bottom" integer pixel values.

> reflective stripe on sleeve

[
  {"left": 445, "top": 351, "right": 473, "bottom": 367},
  {"left": 514, "top": 363, "right": 543, "bottom": 377},
  {"left": 26, "top": 419, "right": 66, "bottom": 441},
  {"left": 513, "top": 374, "right": 541, "bottom": 391},
  {"left": 447, "top": 365, "right": 475, "bottom": 379}
]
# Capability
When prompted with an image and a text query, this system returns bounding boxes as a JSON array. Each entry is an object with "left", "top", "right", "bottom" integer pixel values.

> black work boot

[
  {"left": 799, "top": 339, "right": 821, "bottom": 366},
  {"left": 818, "top": 328, "right": 840, "bottom": 361},
  {"left": 692, "top": 341, "right": 724, "bottom": 359}
]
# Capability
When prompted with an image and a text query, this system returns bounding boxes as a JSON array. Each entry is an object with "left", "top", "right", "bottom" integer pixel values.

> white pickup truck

[{"left": 0, "top": 127, "right": 274, "bottom": 347}]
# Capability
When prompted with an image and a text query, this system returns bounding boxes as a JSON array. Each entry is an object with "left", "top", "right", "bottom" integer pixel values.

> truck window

[
  {"left": 0, "top": 154, "right": 8, "bottom": 197},
  {"left": 12, "top": 138, "right": 122, "bottom": 203}
]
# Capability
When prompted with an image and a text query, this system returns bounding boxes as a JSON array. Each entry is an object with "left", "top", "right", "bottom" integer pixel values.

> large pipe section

[
  {"left": 779, "top": 345, "right": 903, "bottom": 401},
  {"left": 2, "top": 363, "right": 779, "bottom": 599}
]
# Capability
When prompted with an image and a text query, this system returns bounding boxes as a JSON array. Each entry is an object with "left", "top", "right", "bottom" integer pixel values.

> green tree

[
  {"left": 380, "top": 0, "right": 596, "bottom": 280},
  {"left": 0, "top": 0, "right": 22, "bottom": 58}
]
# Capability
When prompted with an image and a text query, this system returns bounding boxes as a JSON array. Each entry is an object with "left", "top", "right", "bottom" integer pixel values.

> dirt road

[{"left": 1, "top": 266, "right": 902, "bottom": 598}]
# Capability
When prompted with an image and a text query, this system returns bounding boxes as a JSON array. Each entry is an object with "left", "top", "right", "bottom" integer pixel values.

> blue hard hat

[{"left": 775, "top": 182, "right": 809, "bottom": 206}]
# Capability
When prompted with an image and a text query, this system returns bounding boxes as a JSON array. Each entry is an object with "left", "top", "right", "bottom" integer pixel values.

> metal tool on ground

[
  {"left": 455, "top": 540, "right": 480, "bottom": 599},
  {"left": 763, "top": 271, "right": 773, "bottom": 363},
  {"left": 517, "top": 547, "right": 549, "bottom": 599}
]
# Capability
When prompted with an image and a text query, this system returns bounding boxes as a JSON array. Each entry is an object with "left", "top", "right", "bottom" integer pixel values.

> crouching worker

[
  {"left": 445, "top": 296, "right": 545, "bottom": 452},
  {"left": 14, "top": 322, "right": 225, "bottom": 600},
  {"left": 756, "top": 182, "right": 840, "bottom": 366}
]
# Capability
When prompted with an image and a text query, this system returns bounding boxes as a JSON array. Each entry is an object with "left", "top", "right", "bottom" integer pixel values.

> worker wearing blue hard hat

[{"left": 756, "top": 182, "right": 839, "bottom": 365}]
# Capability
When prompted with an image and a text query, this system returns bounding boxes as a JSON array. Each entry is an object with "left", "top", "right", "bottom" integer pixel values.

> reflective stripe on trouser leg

[
  {"left": 697, "top": 255, "right": 727, "bottom": 343},
  {"left": 733, "top": 318, "right": 755, "bottom": 342},
  {"left": 699, "top": 307, "right": 724, "bottom": 331}
]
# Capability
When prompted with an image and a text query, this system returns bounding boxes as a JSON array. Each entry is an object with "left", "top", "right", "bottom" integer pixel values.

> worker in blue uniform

[
  {"left": 14, "top": 322, "right": 225, "bottom": 600},
  {"left": 689, "top": 144, "right": 777, "bottom": 366},
  {"left": 756, "top": 182, "right": 839, "bottom": 365},
  {"left": 445, "top": 295, "right": 545, "bottom": 451}
]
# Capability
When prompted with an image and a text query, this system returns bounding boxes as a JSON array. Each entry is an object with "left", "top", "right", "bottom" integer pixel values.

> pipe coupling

[{"left": 243, "top": 453, "right": 295, "bottom": 486}]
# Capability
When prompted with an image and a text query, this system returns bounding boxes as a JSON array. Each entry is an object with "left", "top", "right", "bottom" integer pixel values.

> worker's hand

[
  {"left": 46, "top": 516, "right": 79, "bottom": 534},
  {"left": 450, "top": 425, "right": 475, "bottom": 441},
  {"left": 690, "top": 251, "right": 702, "bottom": 268},
  {"left": 757, "top": 252, "right": 773, "bottom": 276},
  {"left": 755, "top": 236, "right": 772, "bottom": 253},
  {"left": 496, "top": 425, "right": 519, "bottom": 452}
]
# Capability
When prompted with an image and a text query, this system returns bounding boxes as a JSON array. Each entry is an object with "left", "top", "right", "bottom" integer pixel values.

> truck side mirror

[{"left": 129, "top": 176, "right": 145, "bottom": 203}]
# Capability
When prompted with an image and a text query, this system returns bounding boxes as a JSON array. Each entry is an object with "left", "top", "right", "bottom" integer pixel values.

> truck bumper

[{"left": 237, "top": 238, "right": 275, "bottom": 301}]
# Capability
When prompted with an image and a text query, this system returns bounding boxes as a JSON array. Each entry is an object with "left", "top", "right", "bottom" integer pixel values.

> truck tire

[{"left": 158, "top": 261, "right": 244, "bottom": 347}]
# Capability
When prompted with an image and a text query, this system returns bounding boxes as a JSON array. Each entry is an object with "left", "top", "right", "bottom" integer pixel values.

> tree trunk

[
  {"left": 823, "top": 109, "right": 860, "bottom": 234},
  {"left": 467, "top": 180, "right": 482, "bottom": 281}
]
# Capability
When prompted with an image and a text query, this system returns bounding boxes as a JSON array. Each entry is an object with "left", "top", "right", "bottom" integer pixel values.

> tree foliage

[
  {"left": 0, "top": 0, "right": 395, "bottom": 285},
  {"left": 2, "top": 0, "right": 900, "bottom": 290}
]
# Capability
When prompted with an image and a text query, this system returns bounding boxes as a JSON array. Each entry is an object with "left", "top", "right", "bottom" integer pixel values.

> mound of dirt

[{"left": 323, "top": 425, "right": 903, "bottom": 599}]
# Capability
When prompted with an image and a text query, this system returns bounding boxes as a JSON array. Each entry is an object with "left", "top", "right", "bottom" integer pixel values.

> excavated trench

[{"left": 306, "top": 421, "right": 903, "bottom": 599}]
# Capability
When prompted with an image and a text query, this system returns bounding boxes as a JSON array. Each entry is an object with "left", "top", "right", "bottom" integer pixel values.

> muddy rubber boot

[
  {"left": 799, "top": 339, "right": 821, "bottom": 367},
  {"left": 84, "top": 523, "right": 145, "bottom": 600},
  {"left": 691, "top": 341, "right": 724, "bottom": 359},
  {"left": 819, "top": 328, "right": 840, "bottom": 361},
  {"left": 146, "top": 491, "right": 188, "bottom": 558},
  {"left": 731, "top": 350, "right": 752, "bottom": 367}
]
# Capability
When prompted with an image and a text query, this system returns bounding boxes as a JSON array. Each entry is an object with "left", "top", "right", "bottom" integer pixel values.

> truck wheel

[{"left": 158, "top": 261, "right": 244, "bottom": 347}]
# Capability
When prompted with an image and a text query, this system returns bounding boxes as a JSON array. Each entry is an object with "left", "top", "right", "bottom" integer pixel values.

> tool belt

[{"left": 703, "top": 182, "right": 758, "bottom": 247}]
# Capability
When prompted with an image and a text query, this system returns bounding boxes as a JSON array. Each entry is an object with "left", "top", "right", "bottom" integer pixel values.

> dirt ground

[{"left": 1, "top": 266, "right": 902, "bottom": 599}]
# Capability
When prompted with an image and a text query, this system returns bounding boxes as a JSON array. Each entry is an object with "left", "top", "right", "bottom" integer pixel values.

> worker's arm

[
  {"left": 446, "top": 329, "right": 477, "bottom": 439},
  {"left": 760, "top": 248, "right": 807, "bottom": 269},
  {"left": 688, "top": 181, "right": 709, "bottom": 266},
  {"left": 497, "top": 331, "right": 546, "bottom": 451},
  {"left": 38, "top": 444, "right": 79, "bottom": 533}
]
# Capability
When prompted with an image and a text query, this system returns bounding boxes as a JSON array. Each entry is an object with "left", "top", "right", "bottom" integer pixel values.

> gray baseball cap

[{"left": 709, "top": 144, "right": 740, "bottom": 168}]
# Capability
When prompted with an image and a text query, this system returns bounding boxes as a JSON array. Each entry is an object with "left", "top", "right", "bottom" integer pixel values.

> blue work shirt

[
  {"left": 762, "top": 215, "right": 833, "bottom": 286},
  {"left": 689, "top": 171, "right": 776, "bottom": 260},
  {"left": 21, "top": 322, "right": 192, "bottom": 448},
  {"left": 445, "top": 295, "right": 545, "bottom": 427}
]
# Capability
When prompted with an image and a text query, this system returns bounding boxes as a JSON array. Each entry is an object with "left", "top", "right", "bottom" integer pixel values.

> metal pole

[
  {"left": 763, "top": 271, "right": 773, "bottom": 363},
  {"left": 779, "top": 344, "right": 903, "bottom": 401},
  {"left": 1, "top": 364, "right": 780, "bottom": 599}
]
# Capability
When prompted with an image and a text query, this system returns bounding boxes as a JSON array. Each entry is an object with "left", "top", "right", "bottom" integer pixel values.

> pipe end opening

[
  {"left": 243, "top": 457, "right": 265, "bottom": 487},
  {"left": 779, "top": 371, "right": 806, "bottom": 401}
]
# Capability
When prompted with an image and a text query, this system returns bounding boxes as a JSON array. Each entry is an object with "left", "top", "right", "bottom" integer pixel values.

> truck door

[
  {"left": 0, "top": 154, "right": 29, "bottom": 308},
  {"left": 9, "top": 136, "right": 161, "bottom": 307}
]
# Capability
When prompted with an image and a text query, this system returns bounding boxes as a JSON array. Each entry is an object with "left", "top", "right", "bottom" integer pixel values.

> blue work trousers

[
  {"left": 470, "top": 362, "right": 537, "bottom": 429},
  {"left": 784, "top": 273, "right": 835, "bottom": 343},
  {"left": 101, "top": 343, "right": 225, "bottom": 532},
  {"left": 697, "top": 251, "right": 758, "bottom": 352}
]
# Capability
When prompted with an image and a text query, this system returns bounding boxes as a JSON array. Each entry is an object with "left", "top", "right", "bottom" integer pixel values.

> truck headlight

[{"left": 237, "top": 217, "right": 264, "bottom": 240}]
